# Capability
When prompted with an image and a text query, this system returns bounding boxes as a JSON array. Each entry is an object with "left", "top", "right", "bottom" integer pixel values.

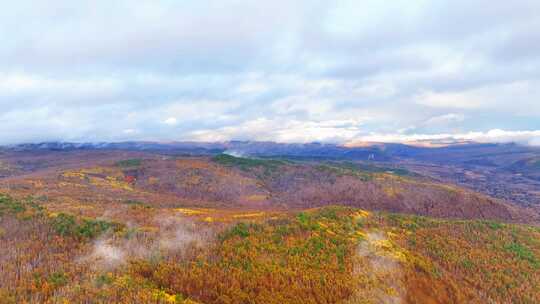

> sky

[{"left": 1, "top": 0, "right": 540, "bottom": 145}]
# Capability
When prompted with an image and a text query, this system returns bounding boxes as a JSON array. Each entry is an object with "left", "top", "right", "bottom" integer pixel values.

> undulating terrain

[{"left": 1, "top": 142, "right": 539, "bottom": 303}]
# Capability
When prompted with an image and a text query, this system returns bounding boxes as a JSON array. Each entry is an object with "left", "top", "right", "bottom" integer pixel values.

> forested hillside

[
  {"left": 1, "top": 151, "right": 539, "bottom": 303},
  {"left": 1, "top": 196, "right": 539, "bottom": 303}
]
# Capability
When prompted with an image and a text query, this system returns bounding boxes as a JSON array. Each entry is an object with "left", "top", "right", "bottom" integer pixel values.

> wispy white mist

[{"left": 81, "top": 215, "right": 212, "bottom": 270}]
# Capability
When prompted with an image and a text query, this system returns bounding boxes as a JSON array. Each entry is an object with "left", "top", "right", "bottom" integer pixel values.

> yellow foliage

[
  {"left": 318, "top": 222, "right": 328, "bottom": 228},
  {"left": 372, "top": 238, "right": 393, "bottom": 250},
  {"left": 113, "top": 275, "right": 132, "bottom": 289},
  {"left": 353, "top": 210, "right": 370, "bottom": 220},
  {"left": 175, "top": 208, "right": 213, "bottom": 215},
  {"left": 232, "top": 212, "right": 265, "bottom": 219},
  {"left": 152, "top": 289, "right": 177, "bottom": 303},
  {"left": 387, "top": 231, "right": 398, "bottom": 238},
  {"left": 356, "top": 231, "right": 367, "bottom": 238},
  {"left": 80, "top": 167, "right": 106, "bottom": 174},
  {"left": 59, "top": 182, "right": 87, "bottom": 188},
  {"left": 139, "top": 226, "right": 159, "bottom": 233},
  {"left": 62, "top": 171, "right": 86, "bottom": 179},
  {"left": 88, "top": 175, "right": 133, "bottom": 191}
]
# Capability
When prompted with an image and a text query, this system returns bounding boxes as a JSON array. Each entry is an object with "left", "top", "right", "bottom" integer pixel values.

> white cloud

[
  {"left": 189, "top": 118, "right": 365, "bottom": 143},
  {"left": 122, "top": 129, "right": 138, "bottom": 134},
  {"left": 416, "top": 90, "right": 483, "bottom": 109},
  {"left": 415, "top": 80, "right": 540, "bottom": 113},
  {"left": 347, "top": 129, "right": 540, "bottom": 146},
  {"left": 424, "top": 113, "right": 465, "bottom": 126},
  {"left": 0, "top": 73, "right": 122, "bottom": 100},
  {"left": 163, "top": 117, "right": 178, "bottom": 125}
]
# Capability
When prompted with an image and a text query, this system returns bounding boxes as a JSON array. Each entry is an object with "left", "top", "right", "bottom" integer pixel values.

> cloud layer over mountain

[{"left": 1, "top": 1, "right": 539, "bottom": 144}]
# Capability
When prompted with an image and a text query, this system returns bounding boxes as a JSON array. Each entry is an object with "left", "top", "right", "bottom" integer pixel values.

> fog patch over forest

[{"left": 81, "top": 215, "right": 213, "bottom": 270}]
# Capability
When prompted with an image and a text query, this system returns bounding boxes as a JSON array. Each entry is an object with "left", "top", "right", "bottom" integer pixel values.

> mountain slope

[
  {"left": 2, "top": 197, "right": 539, "bottom": 303},
  {"left": 0, "top": 152, "right": 536, "bottom": 223}
]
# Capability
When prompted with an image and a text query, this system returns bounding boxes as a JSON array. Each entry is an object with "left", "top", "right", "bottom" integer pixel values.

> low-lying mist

[{"left": 80, "top": 215, "right": 214, "bottom": 270}]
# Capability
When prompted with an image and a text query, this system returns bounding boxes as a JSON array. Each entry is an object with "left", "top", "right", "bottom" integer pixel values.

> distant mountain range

[{"left": 4, "top": 140, "right": 540, "bottom": 165}]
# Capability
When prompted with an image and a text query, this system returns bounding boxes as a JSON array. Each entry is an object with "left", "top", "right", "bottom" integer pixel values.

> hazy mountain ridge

[
  {"left": 5, "top": 140, "right": 538, "bottom": 160},
  {"left": 4, "top": 141, "right": 540, "bottom": 208}
]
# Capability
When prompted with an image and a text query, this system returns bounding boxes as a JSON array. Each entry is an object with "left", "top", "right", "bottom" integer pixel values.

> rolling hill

[{"left": 0, "top": 151, "right": 535, "bottom": 223}]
